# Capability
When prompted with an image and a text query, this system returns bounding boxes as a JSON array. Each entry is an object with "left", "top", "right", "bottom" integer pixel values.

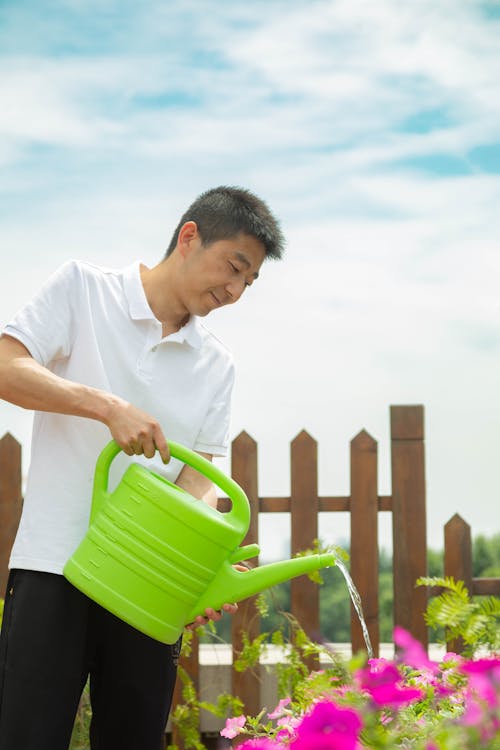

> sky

[{"left": 1, "top": 0, "right": 500, "bottom": 557}]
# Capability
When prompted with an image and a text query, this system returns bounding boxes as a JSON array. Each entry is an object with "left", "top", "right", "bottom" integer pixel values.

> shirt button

[{"left": 152, "top": 346, "right": 158, "bottom": 352}]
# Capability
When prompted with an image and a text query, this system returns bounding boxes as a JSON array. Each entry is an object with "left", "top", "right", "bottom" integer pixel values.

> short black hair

[{"left": 165, "top": 186, "right": 285, "bottom": 260}]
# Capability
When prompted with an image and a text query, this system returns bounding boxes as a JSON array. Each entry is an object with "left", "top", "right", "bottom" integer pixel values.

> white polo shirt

[{"left": 3, "top": 259, "right": 235, "bottom": 575}]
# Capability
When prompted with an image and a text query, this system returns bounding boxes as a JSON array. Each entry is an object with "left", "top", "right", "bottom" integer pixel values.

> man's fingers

[
  {"left": 154, "top": 429, "right": 170, "bottom": 464},
  {"left": 204, "top": 608, "right": 220, "bottom": 621},
  {"left": 184, "top": 604, "right": 238, "bottom": 631},
  {"left": 115, "top": 429, "right": 169, "bottom": 463},
  {"left": 185, "top": 614, "right": 209, "bottom": 630},
  {"left": 142, "top": 436, "right": 156, "bottom": 459}
]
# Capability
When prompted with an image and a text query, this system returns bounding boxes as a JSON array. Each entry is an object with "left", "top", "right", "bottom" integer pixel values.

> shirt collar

[
  {"left": 123, "top": 261, "right": 155, "bottom": 321},
  {"left": 122, "top": 261, "right": 203, "bottom": 349},
  {"left": 165, "top": 315, "right": 203, "bottom": 349}
]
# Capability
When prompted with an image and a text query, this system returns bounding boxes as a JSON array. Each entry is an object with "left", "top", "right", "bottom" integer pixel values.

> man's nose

[{"left": 224, "top": 279, "right": 246, "bottom": 302}]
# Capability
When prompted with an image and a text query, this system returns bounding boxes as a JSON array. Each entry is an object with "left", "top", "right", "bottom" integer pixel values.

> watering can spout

[{"left": 188, "top": 552, "right": 336, "bottom": 623}]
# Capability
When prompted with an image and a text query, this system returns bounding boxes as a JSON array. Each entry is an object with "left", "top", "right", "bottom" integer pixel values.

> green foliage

[
  {"left": 165, "top": 628, "right": 245, "bottom": 750},
  {"left": 473, "top": 533, "right": 500, "bottom": 577},
  {"left": 234, "top": 630, "right": 270, "bottom": 673},
  {"left": 293, "top": 539, "right": 348, "bottom": 584},
  {"left": 417, "top": 575, "right": 500, "bottom": 657},
  {"left": 167, "top": 666, "right": 205, "bottom": 750},
  {"left": 428, "top": 547, "right": 444, "bottom": 577},
  {"left": 69, "top": 681, "right": 92, "bottom": 750}
]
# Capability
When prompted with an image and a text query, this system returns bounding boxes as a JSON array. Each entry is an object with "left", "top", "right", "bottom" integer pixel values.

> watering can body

[{"left": 64, "top": 440, "right": 335, "bottom": 644}]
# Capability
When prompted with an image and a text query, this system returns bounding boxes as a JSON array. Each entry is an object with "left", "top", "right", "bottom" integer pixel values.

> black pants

[{"left": 0, "top": 570, "right": 180, "bottom": 750}]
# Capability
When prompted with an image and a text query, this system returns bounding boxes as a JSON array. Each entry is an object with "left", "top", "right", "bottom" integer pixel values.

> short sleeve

[
  {"left": 3, "top": 260, "right": 82, "bottom": 366},
  {"left": 194, "top": 359, "right": 235, "bottom": 457}
]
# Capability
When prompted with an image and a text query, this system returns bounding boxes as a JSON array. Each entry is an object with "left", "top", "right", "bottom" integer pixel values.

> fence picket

[
  {"left": 391, "top": 405, "right": 428, "bottom": 648},
  {"left": 350, "top": 429, "right": 379, "bottom": 656},
  {"left": 230, "top": 431, "right": 261, "bottom": 717},
  {"left": 290, "top": 431, "right": 320, "bottom": 641},
  {"left": 0, "top": 432, "right": 22, "bottom": 598},
  {"left": 444, "top": 514, "right": 473, "bottom": 592},
  {"left": 443, "top": 513, "right": 472, "bottom": 653}
]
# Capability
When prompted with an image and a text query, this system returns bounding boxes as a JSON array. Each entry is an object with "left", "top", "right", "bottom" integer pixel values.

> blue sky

[{"left": 1, "top": 0, "right": 500, "bottom": 554}]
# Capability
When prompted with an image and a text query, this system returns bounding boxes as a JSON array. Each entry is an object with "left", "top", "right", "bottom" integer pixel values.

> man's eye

[{"left": 229, "top": 262, "right": 239, "bottom": 273}]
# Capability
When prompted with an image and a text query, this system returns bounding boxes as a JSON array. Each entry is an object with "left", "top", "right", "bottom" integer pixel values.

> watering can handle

[{"left": 92, "top": 439, "right": 251, "bottom": 533}]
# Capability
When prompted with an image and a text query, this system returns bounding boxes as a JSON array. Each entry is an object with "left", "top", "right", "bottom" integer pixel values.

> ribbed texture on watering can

[
  {"left": 123, "top": 465, "right": 246, "bottom": 546},
  {"left": 91, "top": 514, "right": 213, "bottom": 595}
]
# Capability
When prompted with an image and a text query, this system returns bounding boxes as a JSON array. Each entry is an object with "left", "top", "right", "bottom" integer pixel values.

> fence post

[
  {"left": 391, "top": 406, "right": 428, "bottom": 648},
  {"left": 290, "top": 431, "right": 320, "bottom": 650},
  {"left": 444, "top": 514, "right": 473, "bottom": 593},
  {"left": 0, "top": 433, "right": 23, "bottom": 599},
  {"left": 443, "top": 513, "right": 472, "bottom": 654},
  {"left": 231, "top": 431, "right": 261, "bottom": 718},
  {"left": 350, "top": 430, "right": 379, "bottom": 656}
]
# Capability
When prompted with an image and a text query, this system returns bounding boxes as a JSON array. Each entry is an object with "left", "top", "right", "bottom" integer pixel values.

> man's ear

[{"left": 177, "top": 221, "right": 200, "bottom": 257}]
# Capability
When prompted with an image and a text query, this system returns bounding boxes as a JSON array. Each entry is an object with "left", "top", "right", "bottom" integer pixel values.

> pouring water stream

[{"left": 332, "top": 555, "right": 374, "bottom": 659}]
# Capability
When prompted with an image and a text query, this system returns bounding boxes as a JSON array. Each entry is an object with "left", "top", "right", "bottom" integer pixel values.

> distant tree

[
  {"left": 473, "top": 533, "right": 500, "bottom": 577},
  {"left": 427, "top": 548, "right": 443, "bottom": 577}
]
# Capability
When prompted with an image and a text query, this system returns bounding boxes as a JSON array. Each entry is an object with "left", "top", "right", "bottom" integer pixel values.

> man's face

[{"left": 180, "top": 232, "right": 266, "bottom": 317}]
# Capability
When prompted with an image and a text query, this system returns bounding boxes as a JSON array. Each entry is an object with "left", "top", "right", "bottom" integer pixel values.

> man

[{"left": 0, "top": 186, "right": 284, "bottom": 750}]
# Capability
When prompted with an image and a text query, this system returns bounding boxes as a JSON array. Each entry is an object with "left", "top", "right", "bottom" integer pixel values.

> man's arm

[
  {"left": 175, "top": 452, "right": 218, "bottom": 507},
  {"left": 0, "top": 334, "right": 170, "bottom": 461}
]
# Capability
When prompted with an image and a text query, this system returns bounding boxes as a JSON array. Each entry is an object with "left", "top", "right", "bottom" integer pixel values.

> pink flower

[
  {"left": 393, "top": 626, "right": 438, "bottom": 674},
  {"left": 461, "top": 658, "right": 500, "bottom": 709},
  {"left": 442, "top": 651, "right": 463, "bottom": 665},
  {"left": 368, "top": 657, "right": 390, "bottom": 670},
  {"left": 358, "top": 661, "right": 424, "bottom": 707},
  {"left": 276, "top": 714, "right": 301, "bottom": 738},
  {"left": 460, "top": 692, "right": 500, "bottom": 742},
  {"left": 221, "top": 714, "right": 246, "bottom": 739},
  {"left": 291, "top": 701, "right": 362, "bottom": 750},
  {"left": 292, "top": 738, "right": 357, "bottom": 750},
  {"left": 461, "top": 657, "right": 500, "bottom": 677},
  {"left": 268, "top": 697, "right": 292, "bottom": 719},
  {"left": 412, "top": 668, "right": 454, "bottom": 696},
  {"left": 460, "top": 693, "right": 484, "bottom": 727},
  {"left": 238, "top": 740, "right": 279, "bottom": 749}
]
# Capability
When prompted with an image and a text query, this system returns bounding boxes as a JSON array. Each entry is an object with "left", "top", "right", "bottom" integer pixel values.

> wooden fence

[{"left": 1, "top": 404, "right": 500, "bottom": 743}]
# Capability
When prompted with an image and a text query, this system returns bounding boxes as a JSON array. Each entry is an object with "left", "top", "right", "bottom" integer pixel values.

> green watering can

[{"left": 64, "top": 440, "right": 335, "bottom": 644}]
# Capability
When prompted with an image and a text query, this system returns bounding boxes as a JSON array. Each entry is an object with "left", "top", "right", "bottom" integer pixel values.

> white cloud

[{"left": 1, "top": 0, "right": 499, "bottom": 181}]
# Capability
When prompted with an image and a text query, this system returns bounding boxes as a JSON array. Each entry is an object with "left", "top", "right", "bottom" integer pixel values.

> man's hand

[
  {"left": 184, "top": 565, "right": 250, "bottom": 630},
  {"left": 185, "top": 603, "right": 238, "bottom": 631},
  {"left": 104, "top": 398, "right": 170, "bottom": 463}
]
